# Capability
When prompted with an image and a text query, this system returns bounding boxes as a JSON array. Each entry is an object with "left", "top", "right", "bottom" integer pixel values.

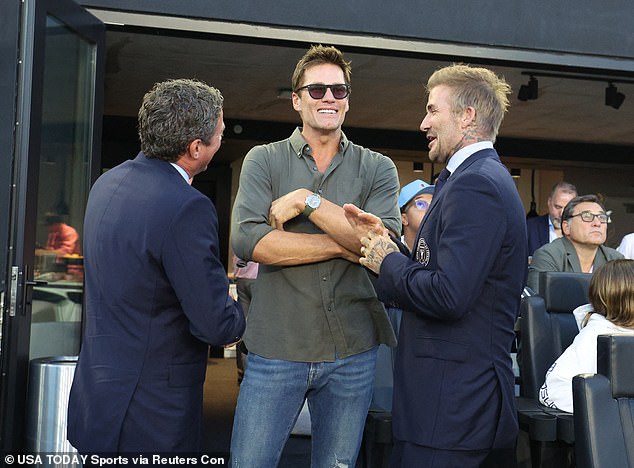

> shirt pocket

[{"left": 336, "top": 178, "right": 365, "bottom": 207}]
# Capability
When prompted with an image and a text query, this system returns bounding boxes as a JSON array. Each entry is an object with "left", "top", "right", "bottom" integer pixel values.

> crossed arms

[{"left": 231, "top": 146, "right": 400, "bottom": 267}]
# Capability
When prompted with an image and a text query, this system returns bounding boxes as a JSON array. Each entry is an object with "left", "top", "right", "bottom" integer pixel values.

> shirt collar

[
  {"left": 289, "top": 127, "right": 348, "bottom": 157},
  {"left": 547, "top": 216, "right": 559, "bottom": 242},
  {"left": 446, "top": 141, "right": 493, "bottom": 174},
  {"left": 170, "top": 162, "right": 191, "bottom": 183}
]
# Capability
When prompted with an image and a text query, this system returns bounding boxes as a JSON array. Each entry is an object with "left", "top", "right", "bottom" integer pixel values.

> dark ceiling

[{"left": 102, "top": 29, "right": 634, "bottom": 168}]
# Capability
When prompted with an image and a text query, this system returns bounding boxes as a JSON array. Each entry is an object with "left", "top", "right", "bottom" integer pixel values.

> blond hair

[{"left": 426, "top": 64, "right": 511, "bottom": 141}]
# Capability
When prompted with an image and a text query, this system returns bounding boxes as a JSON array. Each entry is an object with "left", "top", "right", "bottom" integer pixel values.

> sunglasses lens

[
  {"left": 332, "top": 85, "right": 349, "bottom": 99},
  {"left": 307, "top": 85, "right": 327, "bottom": 99},
  {"left": 302, "top": 84, "right": 349, "bottom": 99}
]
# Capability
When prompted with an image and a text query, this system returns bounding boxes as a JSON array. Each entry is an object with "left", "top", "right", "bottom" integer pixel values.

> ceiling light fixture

[
  {"left": 605, "top": 82, "right": 625, "bottom": 109},
  {"left": 520, "top": 71, "right": 633, "bottom": 109},
  {"left": 277, "top": 88, "right": 293, "bottom": 100},
  {"left": 518, "top": 76, "right": 538, "bottom": 101}
]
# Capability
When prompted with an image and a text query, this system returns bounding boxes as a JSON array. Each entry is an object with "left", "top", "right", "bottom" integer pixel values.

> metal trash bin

[{"left": 25, "top": 356, "right": 78, "bottom": 458}]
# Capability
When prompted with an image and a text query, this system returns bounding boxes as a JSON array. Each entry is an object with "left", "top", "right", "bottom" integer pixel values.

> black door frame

[{"left": 0, "top": 0, "right": 104, "bottom": 452}]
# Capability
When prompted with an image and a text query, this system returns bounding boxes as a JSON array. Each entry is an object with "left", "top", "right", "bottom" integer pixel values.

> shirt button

[{"left": 322, "top": 276, "right": 327, "bottom": 281}]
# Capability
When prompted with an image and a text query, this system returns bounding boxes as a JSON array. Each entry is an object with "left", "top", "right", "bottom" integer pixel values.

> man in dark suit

[
  {"left": 345, "top": 65, "right": 527, "bottom": 467},
  {"left": 526, "top": 181, "right": 577, "bottom": 257},
  {"left": 67, "top": 79, "right": 245, "bottom": 455}
]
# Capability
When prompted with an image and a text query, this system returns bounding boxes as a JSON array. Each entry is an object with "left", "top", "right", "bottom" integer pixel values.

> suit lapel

[
  {"left": 563, "top": 238, "right": 583, "bottom": 272},
  {"left": 412, "top": 149, "right": 499, "bottom": 259}
]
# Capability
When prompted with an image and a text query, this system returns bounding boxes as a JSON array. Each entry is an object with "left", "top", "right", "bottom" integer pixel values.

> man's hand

[
  {"left": 359, "top": 230, "right": 399, "bottom": 274},
  {"left": 343, "top": 203, "right": 388, "bottom": 241},
  {"left": 269, "top": 189, "right": 312, "bottom": 230},
  {"left": 343, "top": 203, "right": 397, "bottom": 273},
  {"left": 339, "top": 245, "right": 361, "bottom": 264}
]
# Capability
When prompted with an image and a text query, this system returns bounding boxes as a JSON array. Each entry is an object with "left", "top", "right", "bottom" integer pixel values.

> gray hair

[
  {"left": 550, "top": 181, "right": 578, "bottom": 198},
  {"left": 138, "top": 79, "right": 223, "bottom": 162}
]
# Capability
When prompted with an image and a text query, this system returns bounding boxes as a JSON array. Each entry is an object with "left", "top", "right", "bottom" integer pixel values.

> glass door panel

[
  {"left": 30, "top": 14, "right": 96, "bottom": 359},
  {"left": 0, "top": 0, "right": 103, "bottom": 452}
]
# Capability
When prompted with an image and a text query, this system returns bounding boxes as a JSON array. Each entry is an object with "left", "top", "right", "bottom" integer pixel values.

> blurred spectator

[
  {"left": 398, "top": 179, "right": 435, "bottom": 252},
  {"left": 232, "top": 254, "right": 258, "bottom": 383},
  {"left": 539, "top": 259, "right": 634, "bottom": 412},
  {"left": 526, "top": 181, "right": 577, "bottom": 258},
  {"left": 528, "top": 194, "right": 623, "bottom": 292},
  {"left": 43, "top": 213, "right": 80, "bottom": 255},
  {"left": 617, "top": 232, "right": 634, "bottom": 259}
]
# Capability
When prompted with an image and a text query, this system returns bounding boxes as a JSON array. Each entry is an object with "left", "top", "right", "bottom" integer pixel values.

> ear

[
  {"left": 186, "top": 139, "right": 200, "bottom": 159},
  {"left": 461, "top": 106, "right": 476, "bottom": 127},
  {"left": 562, "top": 219, "right": 571, "bottom": 236},
  {"left": 401, "top": 212, "right": 408, "bottom": 227},
  {"left": 292, "top": 92, "right": 302, "bottom": 112}
]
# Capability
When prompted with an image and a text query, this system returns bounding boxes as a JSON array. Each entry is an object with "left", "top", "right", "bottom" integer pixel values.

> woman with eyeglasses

[
  {"left": 527, "top": 194, "right": 624, "bottom": 293},
  {"left": 539, "top": 259, "right": 634, "bottom": 412}
]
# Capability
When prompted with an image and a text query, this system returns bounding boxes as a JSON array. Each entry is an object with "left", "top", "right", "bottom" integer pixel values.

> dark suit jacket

[
  {"left": 67, "top": 153, "right": 245, "bottom": 453},
  {"left": 526, "top": 214, "right": 549, "bottom": 256},
  {"left": 376, "top": 148, "right": 527, "bottom": 451}
]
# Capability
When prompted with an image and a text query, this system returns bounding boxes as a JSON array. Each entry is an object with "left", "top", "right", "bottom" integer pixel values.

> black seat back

[
  {"left": 573, "top": 334, "right": 634, "bottom": 468},
  {"left": 520, "top": 271, "right": 591, "bottom": 398}
]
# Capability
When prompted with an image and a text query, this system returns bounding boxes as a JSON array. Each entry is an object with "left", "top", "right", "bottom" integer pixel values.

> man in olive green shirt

[{"left": 230, "top": 45, "right": 400, "bottom": 468}]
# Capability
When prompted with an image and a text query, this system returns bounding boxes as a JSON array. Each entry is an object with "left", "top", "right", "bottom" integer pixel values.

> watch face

[{"left": 307, "top": 194, "right": 321, "bottom": 208}]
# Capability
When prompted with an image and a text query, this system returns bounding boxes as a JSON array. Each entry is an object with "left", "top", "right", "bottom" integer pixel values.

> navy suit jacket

[
  {"left": 67, "top": 153, "right": 245, "bottom": 453},
  {"left": 376, "top": 149, "right": 527, "bottom": 451},
  {"left": 526, "top": 214, "right": 549, "bottom": 256}
]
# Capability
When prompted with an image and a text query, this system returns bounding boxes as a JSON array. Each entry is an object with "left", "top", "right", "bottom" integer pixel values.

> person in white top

[
  {"left": 539, "top": 259, "right": 634, "bottom": 412},
  {"left": 617, "top": 232, "right": 634, "bottom": 259}
]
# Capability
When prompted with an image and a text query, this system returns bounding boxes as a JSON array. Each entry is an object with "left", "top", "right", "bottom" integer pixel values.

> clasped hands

[
  {"left": 343, "top": 204, "right": 399, "bottom": 274},
  {"left": 267, "top": 189, "right": 398, "bottom": 271}
]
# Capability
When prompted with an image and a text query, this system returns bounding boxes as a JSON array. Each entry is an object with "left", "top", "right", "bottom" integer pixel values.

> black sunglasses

[{"left": 295, "top": 84, "right": 351, "bottom": 100}]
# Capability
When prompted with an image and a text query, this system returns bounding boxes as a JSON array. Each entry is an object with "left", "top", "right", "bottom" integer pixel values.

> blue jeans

[{"left": 230, "top": 347, "right": 378, "bottom": 468}]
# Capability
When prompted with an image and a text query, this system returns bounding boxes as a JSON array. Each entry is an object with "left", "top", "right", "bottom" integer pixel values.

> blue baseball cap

[{"left": 398, "top": 179, "right": 435, "bottom": 211}]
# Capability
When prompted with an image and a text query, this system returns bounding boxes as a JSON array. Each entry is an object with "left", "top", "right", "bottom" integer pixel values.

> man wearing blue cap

[{"left": 398, "top": 179, "right": 435, "bottom": 252}]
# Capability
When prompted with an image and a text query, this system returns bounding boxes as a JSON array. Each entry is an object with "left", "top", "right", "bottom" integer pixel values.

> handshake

[{"left": 343, "top": 203, "right": 399, "bottom": 274}]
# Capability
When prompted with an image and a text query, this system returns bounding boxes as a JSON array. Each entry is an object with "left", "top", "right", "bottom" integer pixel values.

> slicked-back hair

[
  {"left": 561, "top": 194, "right": 605, "bottom": 222},
  {"left": 426, "top": 64, "right": 511, "bottom": 142},
  {"left": 138, "top": 79, "right": 223, "bottom": 162},
  {"left": 292, "top": 45, "right": 352, "bottom": 92},
  {"left": 588, "top": 259, "right": 634, "bottom": 328}
]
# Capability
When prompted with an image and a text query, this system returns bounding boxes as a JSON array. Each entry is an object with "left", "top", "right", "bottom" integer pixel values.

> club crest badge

[{"left": 415, "top": 237, "right": 430, "bottom": 266}]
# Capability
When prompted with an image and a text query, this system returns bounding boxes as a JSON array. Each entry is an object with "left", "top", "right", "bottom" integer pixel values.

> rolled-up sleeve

[
  {"left": 231, "top": 146, "right": 276, "bottom": 260},
  {"left": 363, "top": 155, "right": 401, "bottom": 235}
]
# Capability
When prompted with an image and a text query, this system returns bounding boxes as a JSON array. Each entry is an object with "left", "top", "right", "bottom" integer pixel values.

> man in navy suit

[
  {"left": 67, "top": 79, "right": 245, "bottom": 455},
  {"left": 526, "top": 181, "right": 577, "bottom": 258},
  {"left": 345, "top": 65, "right": 527, "bottom": 467}
]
